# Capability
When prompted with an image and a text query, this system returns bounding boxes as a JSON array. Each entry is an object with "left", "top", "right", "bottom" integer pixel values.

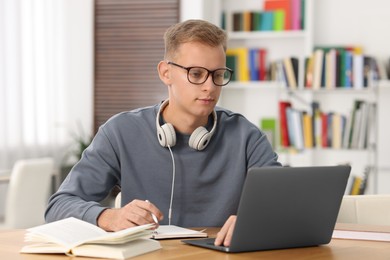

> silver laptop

[{"left": 182, "top": 165, "right": 351, "bottom": 253}]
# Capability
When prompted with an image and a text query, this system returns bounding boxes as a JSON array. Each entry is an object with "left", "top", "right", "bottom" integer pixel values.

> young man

[{"left": 45, "top": 19, "right": 281, "bottom": 246}]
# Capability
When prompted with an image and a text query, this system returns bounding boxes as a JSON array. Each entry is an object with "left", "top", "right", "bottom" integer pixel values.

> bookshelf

[{"left": 213, "top": 0, "right": 383, "bottom": 194}]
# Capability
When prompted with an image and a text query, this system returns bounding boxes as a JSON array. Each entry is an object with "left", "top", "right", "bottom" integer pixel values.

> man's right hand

[
  {"left": 214, "top": 215, "right": 237, "bottom": 247},
  {"left": 97, "top": 199, "right": 164, "bottom": 231}
]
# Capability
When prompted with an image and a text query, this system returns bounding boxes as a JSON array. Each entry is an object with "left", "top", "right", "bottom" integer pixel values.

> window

[{"left": 94, "top": 0, "right": 179, "bottom": 132}]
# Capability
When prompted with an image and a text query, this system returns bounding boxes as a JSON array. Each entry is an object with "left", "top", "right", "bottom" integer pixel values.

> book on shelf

[
  {"left": 311, "top": 101, "right": 321, "bottom": 148},
  {"left": 286, "top": 107, "right": 304, "bottom": 150},
  {"left": 283, "top": 57, "right": 299, "bottom": 88},
  {"left": 304, "top": 54, "right": 314, "bottom": 88},
  {"left": 307, "top": 46, "right": 380, "bottom": 88},
  {"left": 348, "top": 167, "right": 371, "bottom": 195},
  {"left": 226, "top": 47, "right": 249, "bottom": 81},
  {"left": 20, "top": 217, "right": 161, "bottom": 259},
  {"left": 279, "top": 101, "right": 292, "bottom": 147},
  {"left": 260, "top": 11, "right": 274, "bottom": 31},
  {"left": 321, "top": 112, "right": 329, "bottom": 148},
  {"left": 344, "top": 100, "right": 375, "bottom": 150},
  {"left": 222, "top": 0, "right": 305, "bottom": 32},
  {"left": 331, "top": 113, "right": 344, "bottom": 149},
  {"left": 249, "top": 49, "right": 259, "bottom": 81},
  {"left": 325, "top": 48, "right": 337, "bottom": 89},
  {"left": 226, "top": 55, "right": 237, "bottom": 81},
  {"left": 273, "top": 10, "right": 286, "bottom": 31},
  {"left": 270, "top": 56, "right": 299, "bottom": 88},
  {"left": 302, "top": 111, "right": 313, "bottom": 148},
  {"left": 277, "top": 99, "right": 375, "bottom": 151},
  {"left": 312, "top": 48, "right": 324, "bottom": 89},
  {"left": 291, "top": 0, "right": 302, "bottom": 30},
  {"left": 264, "top": 0, "right": 292, "bottom": 30},
  {"left": 227, "top": 47, "right": 268, "bottom": 82},
  {"left": 258, "top": 49, "right": 268, "bottom": 80}
]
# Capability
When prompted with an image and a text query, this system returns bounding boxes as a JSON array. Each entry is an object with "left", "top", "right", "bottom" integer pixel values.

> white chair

[
  {"left": 337, "top": 194, "right": 390, "bottom": 226},
  {"left": 0, "top": 157, "right": 54, "bottom": 229}
]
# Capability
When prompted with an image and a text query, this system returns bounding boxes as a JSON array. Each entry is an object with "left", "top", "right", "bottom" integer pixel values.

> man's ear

[{"left": 157, "top": 61, "right": 172, "bottom": 85}]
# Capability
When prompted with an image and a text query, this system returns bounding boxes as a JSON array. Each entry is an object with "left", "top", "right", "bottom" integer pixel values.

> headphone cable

[{"left": 167, "top": 145, "right": 175, "bottom": 226}]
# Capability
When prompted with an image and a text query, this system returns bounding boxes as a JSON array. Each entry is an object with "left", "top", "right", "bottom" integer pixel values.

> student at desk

[{"left": 45, "top": 19, "right": 281, "bottom": 247}]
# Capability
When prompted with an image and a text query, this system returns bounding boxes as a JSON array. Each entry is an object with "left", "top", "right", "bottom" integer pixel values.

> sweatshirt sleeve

[
  {"left": 247, "top": 124, "right": 282, "bottom": 168},
  {"left": 45, "top": 125, "right": 121, "bottom": 225}
]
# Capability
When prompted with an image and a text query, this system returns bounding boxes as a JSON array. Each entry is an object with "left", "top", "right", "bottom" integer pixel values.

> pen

[{"left": 145, "top": 200, "right": 159, "bottom": 224}]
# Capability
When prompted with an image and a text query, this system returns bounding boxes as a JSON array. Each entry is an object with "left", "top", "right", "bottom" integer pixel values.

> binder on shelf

[
  {"left": 226, "top": 55, "right": 237, "bottom": 81},
  {"left": 331, "top": 113, "right": 343, "bottom": 149},
  {"left": 226, "top": 48, "right": 249, "bottom": 81},
  {"left": 311, "top": 101, "right": 321, "bottom": 148},
  {"left": 291, "top": 0, "right": 302, "bottom": 30},
  {"left": 227, "top": 47, "right": 268, "bottom": 82},
  {"left": 308, "top": 46, "right": 379, "bottom": 88},
  {"left": 312, "top": 49, "right": 324, "bottom": 89},
  {"left": 302, "top": 112, "right": 313, "bottom": 148},
  {"left": 273, "top": 10, "right": 286, "bottom": 31},
  {"left": 279, "top": 101, "right": 292, "bottom": 147},
  {"left": 283, "top": 57, "right": 299, "bottom": 89},
  {"left": 260, "top": 11, "right": 274, "bottom": 31}
]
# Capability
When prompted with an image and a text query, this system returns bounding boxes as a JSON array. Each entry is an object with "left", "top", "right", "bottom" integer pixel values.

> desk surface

[{"left": 2, "top": 225, "right": 390, "bottom": 260}]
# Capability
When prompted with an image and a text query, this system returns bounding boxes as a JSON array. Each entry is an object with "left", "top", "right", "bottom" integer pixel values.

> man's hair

[{"left": 163, "top": 19, "right": 227, "bottom": 60}]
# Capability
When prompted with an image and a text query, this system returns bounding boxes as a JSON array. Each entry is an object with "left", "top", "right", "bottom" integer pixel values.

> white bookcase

[
  {"left": 181, "top": 0, "right": 389, "bottom": 194},
  {"left": 213, "top": 0, "right": 382, "bottom": 194}
]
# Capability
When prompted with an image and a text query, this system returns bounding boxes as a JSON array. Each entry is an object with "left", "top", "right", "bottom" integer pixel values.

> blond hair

[{"left": 163, "top": 19, "right": 227, "bottom": 60}]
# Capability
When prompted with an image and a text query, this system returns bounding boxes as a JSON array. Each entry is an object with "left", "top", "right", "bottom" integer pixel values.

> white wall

[{"left": 313, "top": 0, "right": 390, "bottom": 58}]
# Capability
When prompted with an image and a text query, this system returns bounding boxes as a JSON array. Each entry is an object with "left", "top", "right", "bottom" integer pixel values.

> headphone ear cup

[
  {"left": 157, "top": 123, "right": 176, "bottom": 147},
  {"left": 189, "top": 126, "right": 211, "bottom": 151}
]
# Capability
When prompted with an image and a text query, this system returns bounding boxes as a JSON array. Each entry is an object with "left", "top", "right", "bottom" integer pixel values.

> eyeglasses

[{"left": 167, "top": 61, "right": 233, "bottom": 86}]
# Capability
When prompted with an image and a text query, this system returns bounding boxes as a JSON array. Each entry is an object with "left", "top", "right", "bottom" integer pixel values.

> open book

[
  {"left": 152, "top": 225, "right": 208, "bottom": 239},
  {"left": 20, "top": 217, "right": 161, "bottom": 259}
]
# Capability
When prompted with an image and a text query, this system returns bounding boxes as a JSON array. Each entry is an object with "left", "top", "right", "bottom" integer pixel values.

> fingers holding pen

[
  {"left": 97, "top": 199, "right": 164, "bottom": 232},
  {"left": 123, "top": 199, "right": 163, "bottom": 226}
]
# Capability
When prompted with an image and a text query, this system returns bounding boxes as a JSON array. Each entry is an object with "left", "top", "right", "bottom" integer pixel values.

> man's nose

[{"left": 201, "top": 73, "right": 215, "bottom": 90}]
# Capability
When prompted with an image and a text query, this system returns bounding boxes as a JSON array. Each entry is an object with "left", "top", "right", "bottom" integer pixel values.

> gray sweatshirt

[{"left": 45, "top": 103, "right": 281, "bottom": 227}]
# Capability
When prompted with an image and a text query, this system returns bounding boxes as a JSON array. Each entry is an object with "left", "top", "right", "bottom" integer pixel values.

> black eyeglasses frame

[{"left": 167, "top": 61, "right": 233, "bottom": 86}]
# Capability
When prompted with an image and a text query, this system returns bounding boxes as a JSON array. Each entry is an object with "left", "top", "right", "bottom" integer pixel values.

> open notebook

[
  {"left": 183, "top": 165, "right": 351, "bottom": 253},
  {"left": 152, "top": 225, "right": 207, "bottom": 239}
]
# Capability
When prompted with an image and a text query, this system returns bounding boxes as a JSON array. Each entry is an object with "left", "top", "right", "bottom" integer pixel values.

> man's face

[{"left": 167, "top": 41, "right": 226, "bottom": 120}]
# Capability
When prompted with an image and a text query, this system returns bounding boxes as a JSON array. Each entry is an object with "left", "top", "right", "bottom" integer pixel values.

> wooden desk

[{"left": 2, "top": 225, "right": 390, "bottom": 260}]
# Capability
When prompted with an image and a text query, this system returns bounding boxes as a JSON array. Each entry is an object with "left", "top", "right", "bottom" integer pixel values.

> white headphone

[{"left": 156, "top": 99, "right": 217, "bottom": 150}]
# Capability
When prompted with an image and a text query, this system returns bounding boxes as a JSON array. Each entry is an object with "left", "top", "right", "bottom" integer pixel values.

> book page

[
  {"left": 25, "top": 217, "right": 153, "bottom": 249},
  {"left": 25, "top": 217, "right": 108, "bottom": 248},
  {"left": 152, "top": 225, "right": 207, "bottom": 239}
]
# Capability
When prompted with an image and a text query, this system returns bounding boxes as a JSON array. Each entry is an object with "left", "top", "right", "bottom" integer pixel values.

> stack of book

[
  {"left": 345, "top": 166, "right": 372, "bottom": 195},
  {"left": 278, "top": 100, "right": 376, "bottom": 150},
  {"left": 304, "top": 46, "right": 382, "bottom": 89},
  {"left": 226, "top": 47, "right": 268, "bottom": 82},
  {"left": 222, "top": 0, "right": 305, "bottom": 32}
]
